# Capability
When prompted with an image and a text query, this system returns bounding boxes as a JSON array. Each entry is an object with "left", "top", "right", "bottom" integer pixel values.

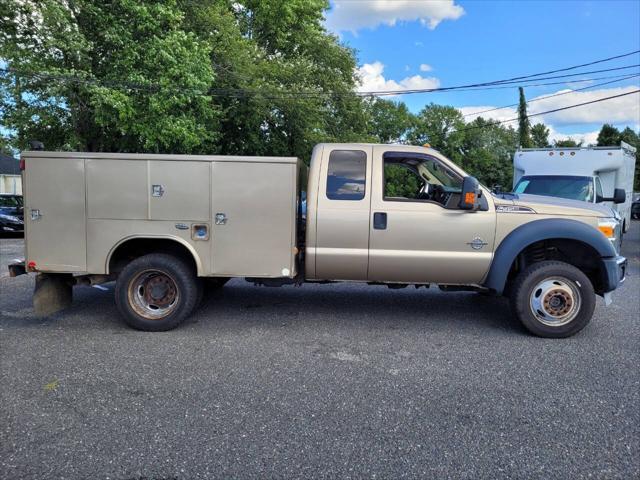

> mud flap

[{"left": 33, "top": 273, "right": 74, "bottom": 316}]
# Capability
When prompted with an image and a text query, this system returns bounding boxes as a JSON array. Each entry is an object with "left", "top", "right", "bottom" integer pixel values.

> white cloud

[
  {"left": 547, "top": 127, "right": 600, "bottom": 146},
  {"left": 326, "top": 0, "right": 465, "bottom": 33},
  {"left": 458, "top": 106, "right": 517, "bottom": 124},
  {"left": 356, "top": 61, "right": 440, "bottom": 94},
  {"left": 529, "top": 86, "right": 640, "bottom": 126},
  {"left": 458, "top": 85, "right": 640, "bottom": 127},
  {"left": 419, "top": 63, "right": 433, "bottom": 72}
]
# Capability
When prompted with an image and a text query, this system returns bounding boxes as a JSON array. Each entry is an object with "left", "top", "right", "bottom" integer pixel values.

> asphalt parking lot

[{"left": 1, "top": 223, "right": 639, "bottom": 479}]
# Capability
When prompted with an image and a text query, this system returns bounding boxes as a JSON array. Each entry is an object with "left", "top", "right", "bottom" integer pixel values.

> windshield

[
  {"left": 0, "top": 195, "right": 23, "bottom": 208},
  {"left": 514, "top": 176, "right": 594, "bottom": 202}
]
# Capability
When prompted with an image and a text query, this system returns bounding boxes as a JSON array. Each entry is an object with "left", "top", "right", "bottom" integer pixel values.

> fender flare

[
  {"left": 105, "top": 235, "right": 204, "bottom": 275},
  {"left": 483, "top": 218, "right": 615, "bottom": 294}
]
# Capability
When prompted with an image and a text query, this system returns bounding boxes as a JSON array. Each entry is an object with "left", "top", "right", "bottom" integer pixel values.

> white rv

[{"left": 513, "top": 142, "right": 637, "bottom": 232}]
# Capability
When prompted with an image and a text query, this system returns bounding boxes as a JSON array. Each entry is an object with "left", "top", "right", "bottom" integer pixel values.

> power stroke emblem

[{"left": 467, "top": 237, "right": 488, "bottom": 250}]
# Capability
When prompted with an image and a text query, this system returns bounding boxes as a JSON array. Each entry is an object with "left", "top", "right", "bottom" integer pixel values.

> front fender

[{"left": 483, "top": 218, "right": 615, "bottom": 294}]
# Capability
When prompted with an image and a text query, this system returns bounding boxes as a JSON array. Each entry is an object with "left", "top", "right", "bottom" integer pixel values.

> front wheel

[
  {"left": 115, "top": 253, "right": 200, "bottom": 331},
  {"left": 510, "top": 261, "right": 596, "bottom": 338}
]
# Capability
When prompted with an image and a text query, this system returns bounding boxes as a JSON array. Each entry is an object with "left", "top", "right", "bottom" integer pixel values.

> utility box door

[
  {"left": 211, "top": 161, "right": 297, "bottom": 277},
  {"left": 149, "top": 161, "right": 210, "bottom": 221},
  {"left": 25, "top": 157, "right": 87, "bottom": 272}
]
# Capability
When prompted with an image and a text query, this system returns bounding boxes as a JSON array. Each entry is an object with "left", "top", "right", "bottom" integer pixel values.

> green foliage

[
  {"left": 407, "top": 105, "right": 517, "bottom": 189},
  {"left": 1, "top": 3, "right": 637, "bottom": 192},
  {"left": 459, "top": 117, "right": 518, "bottom": 190},
  {"left": 517, "top": 87, "right": 532, "bottom": 148},
  {"left": 531, "top": 123, "right": 550, "bottom": 148},
  {"left": 0, "top": 0, "right": 368, "bottom": 159},
  {"left": 384, "top": 164, "right": 420, "bottom": 198},
  {"left": 599, "top": 125, "right": 640, "bottom": 190},
  {"left": 408, "top": 103, "right": 465, "bottom": 161},
  {"left": 1, "top": 0, "right": 220, "bottom": 153},
  {"left": 596, "top": 124, "right": 621, "bottom": 147},
  {"left": 554, "top": 139, "right": 581, "bottom": 147},
  {"left": 364, "top": 98, "right": 414, "bottom": 143}
]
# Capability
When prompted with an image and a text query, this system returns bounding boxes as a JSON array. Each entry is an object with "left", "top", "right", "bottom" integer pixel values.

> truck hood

[{"left": 500, "top": 193, "right": 614, "bottom": 218}]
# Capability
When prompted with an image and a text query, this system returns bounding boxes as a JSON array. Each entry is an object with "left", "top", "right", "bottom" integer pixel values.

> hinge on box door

[{"left": 30, "top": 209, "right": 42, "bottom": 220}]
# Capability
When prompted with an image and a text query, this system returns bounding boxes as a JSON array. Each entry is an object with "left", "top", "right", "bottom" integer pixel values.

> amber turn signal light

[
  {"left": 464, "top": 192, "right": 476, "bottom": 205},
  {"left": 598, "top": 225, "right": 614, "bottom": 238}
]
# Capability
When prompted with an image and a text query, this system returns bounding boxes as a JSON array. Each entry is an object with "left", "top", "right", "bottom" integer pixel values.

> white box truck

[{"left": 513, "top": 142, "right": 637, "bottom": 232}]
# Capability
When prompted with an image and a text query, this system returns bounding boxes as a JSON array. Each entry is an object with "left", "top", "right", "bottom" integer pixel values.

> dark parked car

[
  {"left": 0, "top": 194, "right": 24, "bottom": 235},
  {"left": 632, "top": 198, "right": 640, "bottom": 219}
]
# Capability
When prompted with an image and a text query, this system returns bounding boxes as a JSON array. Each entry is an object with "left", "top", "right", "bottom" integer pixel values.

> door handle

[
  {"left": 373, "top": 212, "right": 387, "bottom": 230},
  {"left": 30, "top": 209, "right": 42, "bottom": 221}
]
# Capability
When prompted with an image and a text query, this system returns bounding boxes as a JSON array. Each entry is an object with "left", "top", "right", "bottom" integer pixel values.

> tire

[
  {"left": 509, "top": 261, "right": 596, "bottom": 338},
  {"left": 115, "top": 253, "right": 199, "bottom": 331},
  {"left": 194, "top": 278, "right": 205, "bottom": 310}
]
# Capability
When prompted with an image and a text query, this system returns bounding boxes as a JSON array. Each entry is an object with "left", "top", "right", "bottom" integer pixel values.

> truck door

[
  {"left": 314, "top": 146, "right": 373, "bottom": 280},
  {"left": 367, "top": 146, "right": 496, "bottom": 284}
]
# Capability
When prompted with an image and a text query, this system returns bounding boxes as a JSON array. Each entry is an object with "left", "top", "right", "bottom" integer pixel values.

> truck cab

[{"left": 305, "top": 144, "right": 496, "bottom": 285}]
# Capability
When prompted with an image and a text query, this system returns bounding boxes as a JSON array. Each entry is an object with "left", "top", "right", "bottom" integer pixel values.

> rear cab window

[{"left": 326, "top": 150, "right": 367, "bottom": 200}]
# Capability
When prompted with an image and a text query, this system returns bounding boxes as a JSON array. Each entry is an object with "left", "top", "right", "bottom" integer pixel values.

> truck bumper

[{"left": 601, "top": 255, "right": 626, "bottom": 294}]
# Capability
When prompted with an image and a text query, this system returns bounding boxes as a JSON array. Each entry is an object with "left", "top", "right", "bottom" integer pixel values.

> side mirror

[
  {"left": 612, "top": 188, "right": 626, "bottom": 204},
  {"left": 597, "top": 188, "right": 626, "bottom": 204},
  {"left": 458, "top": 176, "right": 481, "bottom": 211}
]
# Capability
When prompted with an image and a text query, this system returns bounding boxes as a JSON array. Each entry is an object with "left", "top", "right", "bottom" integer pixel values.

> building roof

[{"left": 0, "top": 153, "right": 20, "bottom": 175}]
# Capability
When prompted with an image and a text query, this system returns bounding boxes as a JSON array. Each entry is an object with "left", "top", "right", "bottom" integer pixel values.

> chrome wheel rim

[
  {"left": 128, "top": 270, "right": 179, "bottom": 320},
  {"left": 529, "top": 276, "right": 581, "bottom": 327}
]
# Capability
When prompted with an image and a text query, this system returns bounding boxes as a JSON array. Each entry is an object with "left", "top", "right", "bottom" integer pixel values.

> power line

[
  {"left": 2, "top": 64, "right": 638, "bottom": 99},
  {"left": 456, "top": 89, "right": 640, "bottom": 134},
  {"left": 462, "top": 73, "right": 640, "bottom": 117},
  {"left": 460, "top": 49, "right": 640, "bottom": 85},
  {"left": 411, "top": 72, "right": 640, "bottom": 94},
  {"left": 1, "top": 52, "right": 639, "bottom": 98},
  {"left": 366, "top": 64, "right": 640, "bottom": 96}
]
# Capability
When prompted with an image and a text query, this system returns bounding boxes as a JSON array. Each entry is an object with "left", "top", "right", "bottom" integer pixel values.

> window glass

[
  {"left": 514, "top": 180, "right": 529, "bottom": 194},
  {"left": 0, "top": 195, "right": 22, "bottom": 207},
  {"left": 383, "top": 154, "right": 462, "bottom": 208},
  {"left": 514, "top": 175, "right": 593, "bottom": 202},
  {"left": 595, "top": 177, "right": 603, "bottom": 200},
  {"left": 326, "top": 150, "right": 366, "bottom": 200}
]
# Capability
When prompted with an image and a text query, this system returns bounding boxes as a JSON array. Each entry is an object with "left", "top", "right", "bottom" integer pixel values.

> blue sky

[{"left": 325, "top": 0, "right": 640, "bottom": 144}]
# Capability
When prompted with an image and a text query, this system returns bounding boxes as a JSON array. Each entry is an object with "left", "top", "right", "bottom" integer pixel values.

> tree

[
  {"left": 407, "top": 104, "right": 465, "bottom": 163},
  {"left": 517, "top": 87, "right": 532, "bottom": 148},
  {"left": 1, "top": 1, "right": 221, "bottom": 153},
  {"left": 596, "top": 124, "right": 621, "bottom": 146},
  {"left": 531, "top": 123, "right": 550, "bottom": 148},
  {"left": 364, "top": 98, "right": 414, "bottom": 143},
  {"left": 459, "top": 117, "right": 518, "bottom": 190},
  {"left": 0, "top": 0, "right": 368, "bottom": 161},
  {"left": 554, "top": 139, "right": 581, "bottom": 147}
]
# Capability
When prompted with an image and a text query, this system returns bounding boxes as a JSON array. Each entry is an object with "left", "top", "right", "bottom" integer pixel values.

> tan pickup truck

[{"left": 10, "top": 143, "right": 627, "bottom": 337}]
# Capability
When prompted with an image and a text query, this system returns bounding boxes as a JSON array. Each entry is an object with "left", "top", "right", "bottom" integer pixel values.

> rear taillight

[{"left": 19, "top": 158, "right": 25, "bottom": 170}]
